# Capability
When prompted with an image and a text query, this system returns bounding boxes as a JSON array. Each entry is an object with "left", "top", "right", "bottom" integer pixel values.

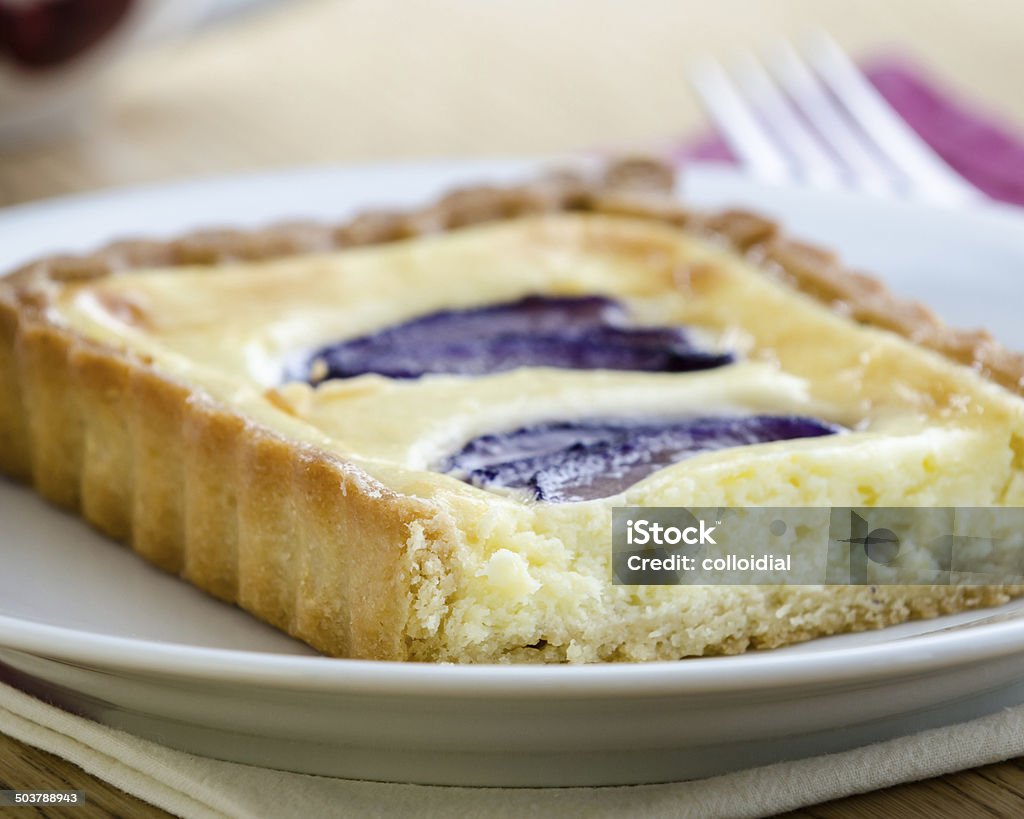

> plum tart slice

[{"left": 2, "top": 159, "right": 1024, "bottom": 663}]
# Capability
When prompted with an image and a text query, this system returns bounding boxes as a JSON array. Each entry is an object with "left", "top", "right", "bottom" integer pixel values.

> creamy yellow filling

[{"left": 53, "top": 213, "right": 1023, "bottom": 494}]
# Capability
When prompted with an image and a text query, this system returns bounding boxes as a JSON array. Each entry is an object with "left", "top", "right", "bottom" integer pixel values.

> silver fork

[{"left": 688, "top": 33, "right": 982, "bottom": 206}]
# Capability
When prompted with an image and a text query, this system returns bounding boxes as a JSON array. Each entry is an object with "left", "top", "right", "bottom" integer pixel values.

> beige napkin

[{"left": 2, "top": 679, "right": 1024, "bottom": 818}]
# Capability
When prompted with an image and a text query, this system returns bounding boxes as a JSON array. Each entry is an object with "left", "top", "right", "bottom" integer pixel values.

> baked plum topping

[
  {"left": 298, "top": 295, "right": 733, "bottom": 381},
  {"left": 443, "top": 416, "right": 841, "bottom": 502}
]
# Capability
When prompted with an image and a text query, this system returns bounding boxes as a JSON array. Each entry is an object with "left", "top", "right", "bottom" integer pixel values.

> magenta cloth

[{"left": 677, "top": 58, "right": 1024, "bottom": 206}]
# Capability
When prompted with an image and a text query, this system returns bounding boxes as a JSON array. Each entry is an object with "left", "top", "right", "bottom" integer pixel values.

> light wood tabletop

[{"left": 2, "top": 1, "right": 1024, "bottom": 816}]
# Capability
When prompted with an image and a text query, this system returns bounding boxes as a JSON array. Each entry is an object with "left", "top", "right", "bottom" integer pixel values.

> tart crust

[{"left": 1, "top": 157, "right": 1021, "bottom": 661}]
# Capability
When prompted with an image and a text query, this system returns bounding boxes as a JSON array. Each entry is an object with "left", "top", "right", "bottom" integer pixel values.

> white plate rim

[{"left": 2, "top": 611, "right": 1023, "bottom": 697}]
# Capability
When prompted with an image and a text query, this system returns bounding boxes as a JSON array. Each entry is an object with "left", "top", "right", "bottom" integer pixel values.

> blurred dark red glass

[{"left": 0, "top": 0, "right": 134, "bottom": 70}]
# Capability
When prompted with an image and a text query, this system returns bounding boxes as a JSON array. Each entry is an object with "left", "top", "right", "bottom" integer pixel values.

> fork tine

[
  {"left": 766, "top": 41, "right": 897, "bottom": 196},
  {"left": 732, "top": 53, "right": 844, "bottom": 188},
  {"left": 805, "top": 32, "right": 980, "bottom": 204},
  {"left": 689, "top": 58, "right": 791, "bottom": 183}
]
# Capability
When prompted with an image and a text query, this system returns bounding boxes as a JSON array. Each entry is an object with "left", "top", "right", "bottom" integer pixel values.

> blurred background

[{"left": 0, "top": 0, "right": 1022, "bottom": 207}]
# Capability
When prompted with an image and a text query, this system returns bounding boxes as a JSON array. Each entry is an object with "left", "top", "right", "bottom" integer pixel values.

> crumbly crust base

[{"left": 0, "top": 157, "right": 1019, "bottom": 661}]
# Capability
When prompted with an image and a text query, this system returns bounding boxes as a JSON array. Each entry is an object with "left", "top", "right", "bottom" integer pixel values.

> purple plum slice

[
  {"left": 297, "top": 295, "right": 733, "bottom": 381},
  {"left": 443, "top": 416, "right": 842, "bottom": 502}
]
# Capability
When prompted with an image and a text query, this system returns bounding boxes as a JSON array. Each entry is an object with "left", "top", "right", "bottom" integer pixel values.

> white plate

[{"left": 2, "top": 159, "right": 1024, "bottom": 787}]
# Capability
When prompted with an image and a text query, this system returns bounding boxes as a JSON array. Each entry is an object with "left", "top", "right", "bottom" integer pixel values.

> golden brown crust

[
  {"left": 0, "top": 156, "right": 1019, "bottom": 661},
  {"left": 0, "top": 296, "right": 31, "bottom": 482}
]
